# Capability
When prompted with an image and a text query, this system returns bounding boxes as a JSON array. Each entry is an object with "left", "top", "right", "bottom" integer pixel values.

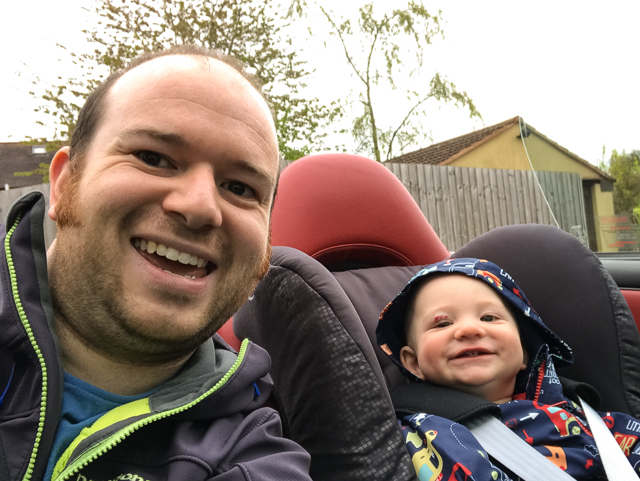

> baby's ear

[{"left": 400, "top": 346, "right": 425, "bottom": 380}]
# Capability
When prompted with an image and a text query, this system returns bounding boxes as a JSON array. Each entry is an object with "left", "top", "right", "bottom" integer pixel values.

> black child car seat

[{"left": 234, "top": 154, "right": 640, "bottom": 481}]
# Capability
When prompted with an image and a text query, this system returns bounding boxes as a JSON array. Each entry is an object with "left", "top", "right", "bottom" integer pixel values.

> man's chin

[
  {"left": 111, "top": 285, "right": 248, "bottom": 361},
  {"left": 96, "top": 319, "right": 216, "bottom": 365}
]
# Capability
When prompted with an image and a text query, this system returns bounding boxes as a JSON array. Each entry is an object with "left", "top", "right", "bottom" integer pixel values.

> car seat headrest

[
  {"left": 454, "top": 224, "right": 640, "bottom": 416},
  {"left": 272, "top": 154, "right": 449, "bottom": 269}
]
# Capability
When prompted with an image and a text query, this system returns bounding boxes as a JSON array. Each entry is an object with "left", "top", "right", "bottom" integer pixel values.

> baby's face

[{"left": 400, "top": 274, "right": 527, "bottom": 404}]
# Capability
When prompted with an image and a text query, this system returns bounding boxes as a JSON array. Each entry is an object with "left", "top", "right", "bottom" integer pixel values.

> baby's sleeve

[
  {"left": 601, "top": 410, "right": 640, "bottom": 475},
  {"left": 399, "top": 413, "right": 516, "bottom": 480}
]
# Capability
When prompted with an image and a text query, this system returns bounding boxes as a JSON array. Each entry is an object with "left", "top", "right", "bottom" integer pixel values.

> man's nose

[
  {"left": 161, "top": 167, "right": 223, "bottom": 229},
  {"left": 454, "top": 318, "right": 486, "bottom": 339}
]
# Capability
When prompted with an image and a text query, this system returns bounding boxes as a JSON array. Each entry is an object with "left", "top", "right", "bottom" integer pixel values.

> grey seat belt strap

[
  {"left": 578, "top": 396, "right": 638, "bottom": 480},
  {"left": 465, "top": 413, "right": 577, "bottom": 481}
]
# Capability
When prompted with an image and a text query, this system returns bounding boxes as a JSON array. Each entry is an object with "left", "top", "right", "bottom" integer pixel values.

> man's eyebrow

[
  {"left": 233, "top": 158, "right": 277, "bottom": 190},
  {"left": 119, "top": 128, "right": 189, "bottom": 148}
]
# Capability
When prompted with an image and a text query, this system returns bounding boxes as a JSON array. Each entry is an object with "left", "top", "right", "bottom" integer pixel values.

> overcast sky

[{"left": 1, "top": 1, "right": 638, "bottom": 165}]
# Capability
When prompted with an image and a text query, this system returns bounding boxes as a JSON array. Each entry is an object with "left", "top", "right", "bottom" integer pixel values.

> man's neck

[{"left": 55, "top": 321, "right": 192, "bottom": 396}]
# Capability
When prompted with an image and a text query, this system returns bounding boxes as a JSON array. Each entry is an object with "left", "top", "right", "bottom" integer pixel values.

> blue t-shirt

[{"left": 45, "top": 373, "right": 156, "bottom": 481}]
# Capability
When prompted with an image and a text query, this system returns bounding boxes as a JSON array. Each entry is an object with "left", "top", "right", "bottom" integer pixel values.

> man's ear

[
  {"left": 49, "top": 147, "right": 72, "bottom": 222},
  {"left": 400, "top": 345, "right": 425, "bottom": 380}
]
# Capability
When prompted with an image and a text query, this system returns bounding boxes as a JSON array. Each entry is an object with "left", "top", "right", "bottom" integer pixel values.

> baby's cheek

[{"left": 418, "top": 357, "right": 440, "bottom": 382}]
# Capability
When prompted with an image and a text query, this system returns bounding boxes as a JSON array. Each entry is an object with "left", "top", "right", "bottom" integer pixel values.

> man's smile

[{"left": 133, "top": 237, "right": 215, "bottom": 279}]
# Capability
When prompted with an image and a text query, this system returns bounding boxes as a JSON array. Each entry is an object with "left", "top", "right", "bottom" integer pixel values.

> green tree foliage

[
  {"left": 599, "top": 149, "right": 640, "bottom": 217},
  {"left": 292, "top": 1, "right": 481, "bottom": 162},
  {"left": 32, "top": 0, "right": 341, "bottom": 160},
  {"left": 14, "top": 163, "right": 51, "bottom": 184}
]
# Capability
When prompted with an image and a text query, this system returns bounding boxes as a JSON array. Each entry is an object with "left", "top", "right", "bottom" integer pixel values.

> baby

[{"left": 376, "top": 258, "right": 640, "bottom": 480}]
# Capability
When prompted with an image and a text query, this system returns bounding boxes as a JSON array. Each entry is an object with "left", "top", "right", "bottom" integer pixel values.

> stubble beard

[{"left": 50, "top": 182, "right": 272, "bottom": 366}]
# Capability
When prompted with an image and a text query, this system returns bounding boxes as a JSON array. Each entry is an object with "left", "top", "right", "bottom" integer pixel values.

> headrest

[
  {"left": 272, "top": 154, "right": 449, "bottom": 268},
  {"left": 454, "top": 224, "right": 640, "bottom": 416}
]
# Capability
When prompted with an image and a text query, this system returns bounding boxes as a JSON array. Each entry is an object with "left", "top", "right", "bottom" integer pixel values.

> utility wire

[{"left": 518, "top": 116, "right": 560, "bottom": 228}]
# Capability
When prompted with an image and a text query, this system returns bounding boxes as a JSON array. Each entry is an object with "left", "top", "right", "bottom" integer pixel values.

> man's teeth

[
  {"left": 134, "top": 238, "right": 207, "bottom": 268},
  {"left": 164, "top": 269, "right": 197, "bottom": 280},
  {"left": 463, "top": 351, "right": 481, "bottom": 357}
]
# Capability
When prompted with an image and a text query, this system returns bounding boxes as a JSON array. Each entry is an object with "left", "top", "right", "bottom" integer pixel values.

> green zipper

[
  {"left": 55, "top": 338, "right": 251, "bottom": 481},
  {"left": 5, "top": 214, "right": 48, "bottom": 481}
]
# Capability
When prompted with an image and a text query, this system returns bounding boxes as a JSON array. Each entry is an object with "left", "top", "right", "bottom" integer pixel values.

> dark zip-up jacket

[{"left": 0, "top": 192, "right": 311, "bottom": 481}]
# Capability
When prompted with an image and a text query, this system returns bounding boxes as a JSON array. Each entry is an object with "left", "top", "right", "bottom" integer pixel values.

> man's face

[
  {"left": 48, "top": 55, "right": 278, "bottom": 364},
  {"left": 400, "top": 275, "right": 526, "bottom": 403}
]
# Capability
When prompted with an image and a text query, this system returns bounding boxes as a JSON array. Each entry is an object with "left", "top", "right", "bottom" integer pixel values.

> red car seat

[{"left": 270, "top": 153, "right": 449, "bottom": 267}]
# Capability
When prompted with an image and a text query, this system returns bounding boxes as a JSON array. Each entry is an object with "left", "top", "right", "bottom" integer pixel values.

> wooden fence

[
  {"left": 0, "top": 162, "right": 587, "bottom": 253},
  {"left": 384, "top": 163, "right": 587, "bottom": 251},
  {"left": 535, "top": 170, "right": 589, "bottom": 245}
]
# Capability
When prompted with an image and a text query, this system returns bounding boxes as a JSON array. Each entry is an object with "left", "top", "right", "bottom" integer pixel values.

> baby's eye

[
  {"left": 134, "top": 150, "right": 172, "bottom": 168},
  {"left": 431, "top": 315, "right": 451, "bottom": 328},
  {"left": 223, "top": 181, "right": 257, "bottom": 199},
  {"left": 480, "top": 315, "right": 497, "bottom": 322},
  {"left": 433, "top": 320, "right": 452, "bottom": 328}
]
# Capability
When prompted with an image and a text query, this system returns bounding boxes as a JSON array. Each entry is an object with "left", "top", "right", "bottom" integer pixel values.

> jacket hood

[{"left": 376, "top": 257, "right": 573, "bottom": 381}]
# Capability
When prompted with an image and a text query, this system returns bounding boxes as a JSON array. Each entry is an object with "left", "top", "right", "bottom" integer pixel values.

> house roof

[
  {"left": 0, "top": 142, "right": 56, "bottom": 189},
  {"left": 387, "top": 116, "right": 614, "bottom": 181},
  {"left": 389, "top": 116, "right": 520, "bottom": 166},
  {"left": 522, "top": 123, "right": 614, "bottom": 181}
]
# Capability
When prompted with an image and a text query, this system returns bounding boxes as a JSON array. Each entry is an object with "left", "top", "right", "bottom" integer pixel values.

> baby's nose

[{"left": 454, "top": 318, "right": 487, "bottom": 339}]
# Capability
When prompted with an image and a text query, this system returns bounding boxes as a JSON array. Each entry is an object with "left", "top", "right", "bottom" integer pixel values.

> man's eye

[
  {"left": 480, "top": 315, "right": 496, "bottom": 322},
  {"left": 224, "top": 181, "right": 256, "bottom": 199},
  {"left": 134, "top": 150, "right": 172, "bottom": 168}
]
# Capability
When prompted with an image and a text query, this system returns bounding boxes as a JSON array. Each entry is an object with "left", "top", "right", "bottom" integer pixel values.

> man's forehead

[
  {"left": 108, "top": 54, "right": 274, "bottom": 130},
  {"left": 97, "top": 54, "right": 278, "bottom": 165},
  {"left": 113, "top": 54, "right": 235, "bottom": 86}
]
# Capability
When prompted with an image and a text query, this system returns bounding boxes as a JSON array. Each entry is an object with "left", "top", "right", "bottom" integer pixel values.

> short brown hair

[{"left": 69, "top": 44, "right": 268, "bottom": 170}]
